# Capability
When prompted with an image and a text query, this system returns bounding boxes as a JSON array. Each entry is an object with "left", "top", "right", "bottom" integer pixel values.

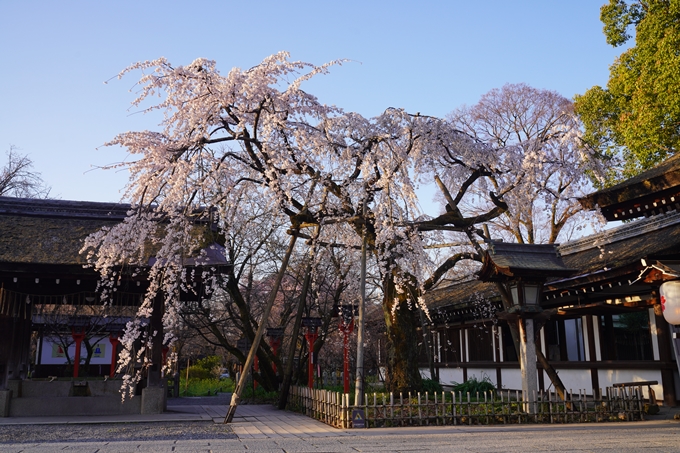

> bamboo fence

[{"left": 288, "top": 385, "right": 645, "bottom": 429}]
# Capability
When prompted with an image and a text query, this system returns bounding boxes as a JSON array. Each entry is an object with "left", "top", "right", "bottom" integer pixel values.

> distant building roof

[
  {"left": 426, "top": 157, "right": 680, "bottom": 319},
  {"left": 0, "top": 196, "right": 130, "bottom": 220},
  {"left": 0, "top": 197, "right": 124, "bottom": 266},
  {"left": 426, "top": 210, "right": 680, "bottom": 317},
  {"left": 0, "top": 196, "right": 229, "bottom": 268}
]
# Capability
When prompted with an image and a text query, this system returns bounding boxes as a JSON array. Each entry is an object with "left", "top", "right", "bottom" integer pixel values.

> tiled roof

[
  {"left": 0, "top": 200, "right": 120, "bottom": 265},
  {"left": 424, "top": 279, "right": 498, "bottom": 311},
  {"left": 0, "top": 197, "right": 227, "bottom": 267},
  {"left": 558, "top": 210, "right": 680, "bottom": 273},
  {"left": 426, "top": 211, "right": 680, "bottom": 312},
  {"left": 478, "top": 241, "right": 576, "bottom": 282},
  {"left": 580, "top": 153, "right": 680, "bottom": 211}
]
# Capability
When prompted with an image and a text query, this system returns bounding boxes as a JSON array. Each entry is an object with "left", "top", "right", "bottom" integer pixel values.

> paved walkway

[
  {"left": 0, "top": 399, "right": 346, "bottom": 439},
  {"left": 1, "top": 397, "right": 679, "bottom": 440},
  {"left": 169, "top": 402, "right": 349, "bottom": 438}
]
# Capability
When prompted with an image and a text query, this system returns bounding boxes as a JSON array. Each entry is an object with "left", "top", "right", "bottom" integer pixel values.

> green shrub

[
  {"left": 185, "top": 366, "right": 212, "bottom": 380},
  {"left": 421, "top": 378, "right": 443, "bottom": 393},
  {"left": 451, "top": 374, "right": 495, "bottom": 394},
  {"left": 185, "top": 356, "right": 222, "bottom": 380},
  {"left": 179, "top": 377, "right": 234, "bottom": 396}
]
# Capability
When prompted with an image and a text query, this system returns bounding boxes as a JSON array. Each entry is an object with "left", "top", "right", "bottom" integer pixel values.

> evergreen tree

[{"left": 575, "top": 0, "right": 680, "bottom": 179}]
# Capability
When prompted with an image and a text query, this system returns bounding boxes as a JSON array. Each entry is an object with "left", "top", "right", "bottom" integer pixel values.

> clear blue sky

[{"left": 1, "top": 1, "right": 624, "bottom": 202}]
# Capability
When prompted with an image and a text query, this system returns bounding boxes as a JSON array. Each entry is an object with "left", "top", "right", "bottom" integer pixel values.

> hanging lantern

[{"left": 659, "top": 281, "right": 680, "bottom": 325}]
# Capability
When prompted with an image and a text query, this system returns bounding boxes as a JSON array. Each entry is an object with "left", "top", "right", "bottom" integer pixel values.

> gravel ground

[
  {"left": 0, "top": 396, "right": 269, "bottom": 445},
  {"left": 0, "top": 421, "right": 236, "bottom": 444}
]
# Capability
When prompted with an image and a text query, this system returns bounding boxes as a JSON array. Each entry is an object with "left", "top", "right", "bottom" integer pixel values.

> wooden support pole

[
  {"left": 354, "top": 217, "right": 367, "bottom": 406},
  {"left": 277, "top": 225, "right": 320, "bottom": 410},
  {"left": 225, "top": 231, "right": 299, "bottom": 423}
]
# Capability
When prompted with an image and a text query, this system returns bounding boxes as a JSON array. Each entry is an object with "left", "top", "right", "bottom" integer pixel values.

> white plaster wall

[
  {"left": 549, "top": 368, "right": 592, "bottom": 392},
  {"left": 501, "top": 368, "right": 523, "bottom": 391},
  {"left": 597, "top": 369, "right": 663, "bottom": 401},
  {"left": 466, "top": 368, "right": 497, "bottom": 386},
  {"left": 433, "top": 365, "right": 666, "bottom": 401},
  {"left": 427, "top": 368, "right": 498, "bottom": 387},
  {"left": 435, "top": 368, "right": 465, "bottom": 386},
  {"left": 506, "top": 368, "right": 590, "bottom": 393}
]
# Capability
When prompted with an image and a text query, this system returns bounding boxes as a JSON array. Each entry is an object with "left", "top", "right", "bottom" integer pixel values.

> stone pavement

[
  {"left": 168, "top": 402, "right": 350, "bottom": 438},
  {"left": 1, "top": 398, "right": 680, "bottom": 436},
  {"left": 0, "top": 398, "right": 346, "bottom": 439},
  {"left": 2, "top": 399, "right": 680, "bottom": 452}
]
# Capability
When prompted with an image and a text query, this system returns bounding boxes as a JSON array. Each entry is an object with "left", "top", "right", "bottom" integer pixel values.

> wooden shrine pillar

[
  {"left": 654, "top": 304, "right": 677, "bottom": 405},
  {"left": 1, "top": 293, "right": 32, "bottom": 417},
  {"left": 141, "top": 294, "right": 166, "bottom": 414},
  {"left": 0, "top": 316, "right": 13, "bottom": 390},
  {"left": 147, "top": 294, "right": 165, "bottom": 387},
  {"left": 2, "top": 313, "right": 31, "bottom": 384}
]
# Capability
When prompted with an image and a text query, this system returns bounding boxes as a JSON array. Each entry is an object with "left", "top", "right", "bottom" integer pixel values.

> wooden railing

[{"left": 288, "top": 386, "right": 645, "bottom": 429}]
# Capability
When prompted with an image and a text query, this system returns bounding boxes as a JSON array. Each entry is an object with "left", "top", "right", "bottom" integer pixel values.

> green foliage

[
  {"left": 185, "top": 356, "right": 221, "bottom": 380},
  {"left": 185, "top": 366, "right": 212, "bottom": 380},
  {"left": 450, "top": 374, "right": 496, "bottom": 394},
  {"left": 420, "top": 378, "right": 443, "bottom": 393},
  {"left": 179, "top": 377, "right": 234, "bottom": 396},
  {"left": 601, "top": 0, "right": 646, "bottom": 47},
  {"left": 195, "top": 356, "right": 221, "bottom": 373},
  {"left": 575, "top": 0, "right": 680, "bottom": 180}
]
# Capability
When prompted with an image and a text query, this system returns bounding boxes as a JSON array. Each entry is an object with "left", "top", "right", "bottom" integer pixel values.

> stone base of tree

[
  {"left": 141, "top": 386, "right": 166, "bottom": 414},
  {"left": 0, "top": 389, "right": 10, "bottom": 417}
]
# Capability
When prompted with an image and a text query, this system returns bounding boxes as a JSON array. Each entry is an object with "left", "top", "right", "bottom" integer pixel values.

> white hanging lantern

[{"left": 659, "top": 281, "right": 680, "bottom": 325}]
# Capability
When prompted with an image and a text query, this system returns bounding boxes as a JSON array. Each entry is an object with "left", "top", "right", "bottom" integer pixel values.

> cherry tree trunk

[{"left": 382, "top": 268, "right": 423, "bottom": 393}]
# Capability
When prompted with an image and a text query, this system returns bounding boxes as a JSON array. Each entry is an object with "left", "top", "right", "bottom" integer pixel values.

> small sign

[
  {"left": 266, "top": 327, "right": 285, "bottom": 338},
  {"left": 352, "top": 408, "right": 365, "bottom": 428},
  {"left": 339, "top": 304, "right": 358, "bottom": 315},
  {"left": 52, "top": 344, "right": 66, "bottom": 358},
  {"left": 342, "top": 306, "right": 357, "bottom": 323},
  {"left": 92, "top": 343, "right": 106, "bottom": 358},
  {"left": 236, "top": 338, "right": 251, "bottom": 352},
  {"left": 302, "top": 317, "right": 323, "bottom": 327}
]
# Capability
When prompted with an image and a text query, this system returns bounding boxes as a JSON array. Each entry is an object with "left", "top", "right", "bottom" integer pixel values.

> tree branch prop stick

[
  {"left": 278, "top": 224, "right": 321, "bottom": 410},
  {"left": 354, "top": 202, "right": 367, "bottom": 406},
  {"left": 224, "top": 230, "right": 299, "bottom": 423}
]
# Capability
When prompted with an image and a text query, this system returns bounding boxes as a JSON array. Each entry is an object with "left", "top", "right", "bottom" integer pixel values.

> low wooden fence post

[{"left": 286, "top": 385, "right": 643, "bottom": 429}]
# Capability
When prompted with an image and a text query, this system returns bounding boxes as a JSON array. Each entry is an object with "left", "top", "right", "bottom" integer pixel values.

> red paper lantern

[{"left": 660, "top": 281, "right": 680, "bottom": 325}]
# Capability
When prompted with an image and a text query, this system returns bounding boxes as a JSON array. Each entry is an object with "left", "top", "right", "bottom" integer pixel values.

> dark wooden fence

[{"left": 288, "top": 385, "right": 645, "bottom": 429}]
